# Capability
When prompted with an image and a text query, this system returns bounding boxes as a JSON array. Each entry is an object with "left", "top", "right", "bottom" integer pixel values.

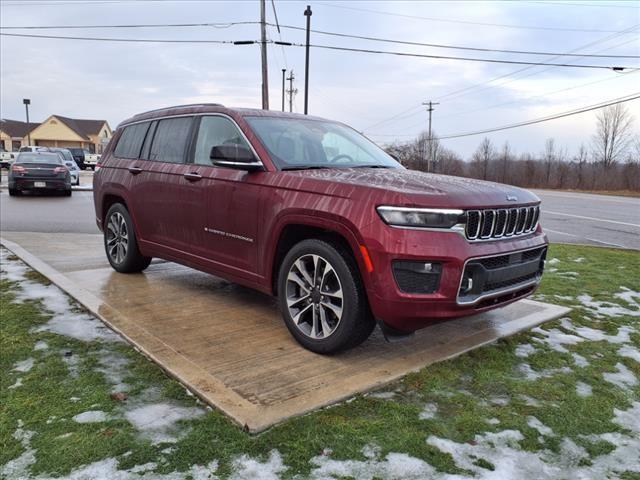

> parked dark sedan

[
  {"left": 67, "top": 147, "right": 87, "bottom": 170},
  {"left": 8, "top": 152, "right": 72, "bottom": 196}
]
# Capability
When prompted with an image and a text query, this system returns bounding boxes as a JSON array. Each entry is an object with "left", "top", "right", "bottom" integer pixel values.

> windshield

[
  {"left": 17, "top": 153, "right": 62, "bottom": 164},
  {"left": 244, "top": 116, "right": 402, "bottom": 170}
]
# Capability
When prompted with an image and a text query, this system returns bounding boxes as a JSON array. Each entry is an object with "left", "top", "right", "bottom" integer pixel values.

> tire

[
  {"left": 104, "top": 203, "right": 152, "bottom": 273},
  {"left": 64, "top": 189, "right": 72, "bottom": 197},
  {"left": 8, "top": 188, "right": 19, "bottom": 196},
  {"left": 277, "top": 239, "right": 375, "bottom": 354}
]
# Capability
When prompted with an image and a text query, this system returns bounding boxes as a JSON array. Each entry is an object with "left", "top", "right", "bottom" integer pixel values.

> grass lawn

[{"left": 1, "top": 244, "right": 639, "bottom": 479}]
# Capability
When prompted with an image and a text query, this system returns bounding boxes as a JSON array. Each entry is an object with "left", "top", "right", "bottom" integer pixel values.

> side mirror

[{"left": 210, "top": 145, "right": 263, "bottom": 172}]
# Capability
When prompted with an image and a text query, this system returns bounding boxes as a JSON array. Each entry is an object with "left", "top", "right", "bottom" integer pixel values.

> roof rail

[{"left": 132, "top": 103, "right": 225, "bottom": 117}]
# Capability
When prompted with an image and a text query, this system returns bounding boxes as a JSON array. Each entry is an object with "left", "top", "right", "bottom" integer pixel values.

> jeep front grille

[{"left": 465, "top": 206, "right": 539, "bottom": 241}]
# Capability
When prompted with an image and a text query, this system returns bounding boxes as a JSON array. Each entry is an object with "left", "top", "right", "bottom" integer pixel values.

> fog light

[{"left": 392, "top": 261, "right": 442, "bottom": 294}]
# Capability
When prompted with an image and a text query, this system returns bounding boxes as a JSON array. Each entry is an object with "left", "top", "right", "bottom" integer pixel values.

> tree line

[{"left": 384, "top": 104, "right": 640, "bottom": 192}]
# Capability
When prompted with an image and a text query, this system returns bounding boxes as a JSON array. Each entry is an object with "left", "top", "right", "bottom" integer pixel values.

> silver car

[{"left": 50, "top": 148, "right": 80, "bottom": 186}]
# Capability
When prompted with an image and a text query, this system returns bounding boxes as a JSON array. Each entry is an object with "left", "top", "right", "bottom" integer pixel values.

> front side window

[
  {"left": 244, "top": 116, "right": 401, "bottom": 170},
  {"left": 193, "top": 116, "right": 251, "bottom": 166},
  {"left": 148, "top": 117, "right": 193, "bottom": 163},
  {"left": 114, "top": 122, "right": 149, "bottom": 159}
]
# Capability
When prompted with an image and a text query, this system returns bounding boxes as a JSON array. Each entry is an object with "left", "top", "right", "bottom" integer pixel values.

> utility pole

[
  {"left": 303, "top": 5, "right": 312, "bottom": 115},
  {"left": 260, "top": 0, "right": 269, "bottom": 110},
  {"left": 422, "top": 101, "right": 439, "bottom": 172},
  {"left": 281, "top": 69, "right": 286, "bottom": 112},
  {"left": 23, "top": 98, "right": 31, "bottom": 145},
  {"left": 286, "top": 70, "right": 297, "bottom": 112}
]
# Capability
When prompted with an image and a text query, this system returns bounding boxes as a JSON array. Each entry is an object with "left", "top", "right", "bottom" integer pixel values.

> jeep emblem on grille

[{"left": 506, "top": 195, "right": 518, "bottom": 202}]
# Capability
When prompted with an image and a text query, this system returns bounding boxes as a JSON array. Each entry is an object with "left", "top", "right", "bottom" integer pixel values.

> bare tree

[
  {"left": 574, "top": 144, "right": 588, "bottom": 189},
  {"left": 499, "top": 142, "right": 512, "bottom": 184},
  {"left": 542, "top": 138, "right": 556, "bottom": 186},
  {"left": 591, "top": 103, "right": 634, "bottom": 168},
  {"left": 472, "top": 138, "right": 494, "bottom": 180}
]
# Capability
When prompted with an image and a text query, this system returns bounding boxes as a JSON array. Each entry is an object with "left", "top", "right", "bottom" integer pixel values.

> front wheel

[
  {"left": 278, "top": 239, "right": 375, "bottom": 354},
  {"left": 104, "top": 203, "right": 151, "bottom": 273}
]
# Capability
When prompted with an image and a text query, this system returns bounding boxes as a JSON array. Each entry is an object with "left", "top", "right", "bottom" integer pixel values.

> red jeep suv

[{"left": 93, "top": 104, "right": 547, "bottom": 353}]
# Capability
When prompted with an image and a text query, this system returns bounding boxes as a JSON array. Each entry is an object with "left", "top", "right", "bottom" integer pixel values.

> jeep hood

[{"left": 281, "top": 168, "right": 539, "bottom": 209}]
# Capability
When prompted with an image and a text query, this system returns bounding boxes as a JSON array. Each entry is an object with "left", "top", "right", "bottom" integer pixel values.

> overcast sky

[{"left": 1, "top": 0, "right": 639, "bottom": 158}]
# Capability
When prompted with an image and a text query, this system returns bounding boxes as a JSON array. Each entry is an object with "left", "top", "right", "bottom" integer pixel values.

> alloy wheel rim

[
  {"left": 285, "top": 254, "right": 344, "bottom": 340},
  {"left": 106, "top": 212, "right": 129, "bottom": 265}
]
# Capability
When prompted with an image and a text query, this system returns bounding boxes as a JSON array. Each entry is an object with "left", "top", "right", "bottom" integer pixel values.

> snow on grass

[
  {"left": 368, "top": 391, "right": 396, "bottom": 400},
  {"left": 527, "top": 416, "right": 555, "bottom": 437},
  {"left": 72, "top": 411, "right": 108, "bottom": 424},
  {"left": 124, "top": 403, "right": 205, "bottom": 444},
  {"left": 8, "top": 378, "right": 23, "bottom": 390},
  {"left": 603, "top": 363, "right": 638, "bottom": 391},
  {"left": 518, "top": 395, "right": 542, "bottom": 407},
  {"left": 95, "top": 349, "right": 131, "bottom": 393},
  {"left": 1, "top": 250, "right": 121, "bottom": 343},
  {"left": 33, "top": 341, "right": 48, "bottom": 351},
  {"left": 531, "top": 325, "right": 583, "bottom": 353},
  {"left": 515, "top": 343, "right": 537, "bottom": 358},
  {"left": 572, "top": 353, "right": 589, "bottom": 368},
  {"left": 618, "top": 345, "right": 640, "bottom": 363},
  {"left": 573, "top": 257, "right": 585, "bottom": 263},
  {"left": 517, "top": 363, "right": 573, "bottom": 381},
  {"left": 419, "top": 403, "right": 438, "bottom": 420},
  {"left": 547, "top": 258, "right": 560, "bottom": 265},
  {"left": 13, "top": 358, "right": 34, "bottom": 373},
  {"left": 62, "top": 353, "right": 81, "bottom": 378},
  {"left": 0, "top": 421, "right": 35, "bottom": 480},
  {"left": 576, "top": 382, "right": 593, "bottom": 397},
  {"left": 577, "top": 292, "right": 640, "bottom": 318},
  {"left": 230, "top": 451, "right": 286, "bottom": 480}
]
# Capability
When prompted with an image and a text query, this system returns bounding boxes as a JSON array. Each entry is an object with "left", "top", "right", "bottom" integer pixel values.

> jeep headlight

[{"left": 377, "top": 206, "right": 465, "bottom": 229}]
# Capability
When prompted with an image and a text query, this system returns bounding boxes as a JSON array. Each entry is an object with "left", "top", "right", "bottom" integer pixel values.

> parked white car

[
  {"left": 19, "top": 146, "right": 49, "bottom": 153},
  {"left": 0, "top": 149, "right": 17, "bottom": 168},
  {"left": 49, "top": 148, "right": 80, "bottom": 185}
]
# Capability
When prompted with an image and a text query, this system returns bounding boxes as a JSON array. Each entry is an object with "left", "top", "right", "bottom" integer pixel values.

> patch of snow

[
  {"left": 573, "top": 257, "right": 585, "bottom": 263},
  {"left": 518, "top": 395, "right": 542, "bottom": 407},
  {"left": 56, "top": 433, "right": 73, "bottom": 440},
  {"left": 73, "top": 411, "right": 108, "bottom": 424},
  {"left": 368, "top": 391, "right": 396, "bottom": 400},
  {"left": 13, "top": 358, "right": 34, "bottom": 373},
  {"left": 33, "top": 341, "right": 48, "bottom": 351},
  {"left": 419, "top": 403, "right": 438, "bottom": 420},
  {"left": 95, "top": 349, "right": 131, "bottom": 393},
  {"left": 69, "top": 396, "right": 81, "bottom": 402},
  {"left": 554, "top": 295, "right": 574, "bottom": 301},
  {"left": 577, "top": 293, "right": 640, "bottom": 318},
  {"left": 129, "top": 462, "right": 157, "bottom": 474},
  {"left": 603, "top": 363, "right": 638, "bottom": 391},
  {"left": 556, "top": 271, "right": 579, "bottom": 278},
  {"left": 618, "top": 345, "right": 640, "bottom": 363},
  {"left": 124, "top": 403, "right": 205, "bottom": 444},
  {"left": 229, "top": 450, "right": 286, "bottom": 480},
  {"left": 515, "top": 343, "right": 537, "bottom": 358},
  {"left": 576, "top": 382, "right": 593, "bottom": 397},
  {"left": 547, "top": 258, "right": 560, "bottom": 265},
  {"left": 531, "top": 325, "right": 584, "bottom": 353},
  {"left": 63, "top": 354, "right": 81, "bottom": 378},
  {"left": 8, "top": 378, "right": 23, "bottom": 389},
  {"left": 517, "top": 363, "right": 572, "bottom": 381},
  {"left": 486, "top": 418, "right": 501, "bottom": 425},
  {"left": 572, "top": 353, "right": 589, "bottom": 368},
  {"left": 527, "top": 417, "right": 554, "bottom": 436},
  {"left": 489, "top": 396, "right": 510, "bottom": 406}
]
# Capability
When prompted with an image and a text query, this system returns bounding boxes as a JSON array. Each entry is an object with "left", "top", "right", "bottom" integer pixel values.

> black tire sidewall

[
  {"left": 104, "top": 203, "right": 149, "bottom": 273},
  {"left": 278, "top": 239, "right": 366, "bottom": 354}
]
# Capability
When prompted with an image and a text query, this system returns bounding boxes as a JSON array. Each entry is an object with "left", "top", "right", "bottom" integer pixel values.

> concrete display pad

[{"left": 1, "top": 232, "right": 570, "bottom": 432}]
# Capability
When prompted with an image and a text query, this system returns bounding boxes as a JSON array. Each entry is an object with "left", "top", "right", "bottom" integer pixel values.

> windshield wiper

[
  {"left": 350, "top": 165, "right": 394, "bottom": 169},
  {"left": 281, "top": 166, "right": 330, "bottom": 171}
]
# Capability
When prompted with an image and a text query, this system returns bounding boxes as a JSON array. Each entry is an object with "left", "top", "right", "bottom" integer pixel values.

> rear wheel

[
  {"left": 104, "top": 203, "right": 151, "bottom": 273},
  {"left": 278, "top": 239, "right": 375, "bottom": 354}
]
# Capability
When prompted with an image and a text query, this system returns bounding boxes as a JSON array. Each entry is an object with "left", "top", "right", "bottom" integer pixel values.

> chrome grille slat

[{"left": 464, "top": 205, "right": 539, "bottom": 242}]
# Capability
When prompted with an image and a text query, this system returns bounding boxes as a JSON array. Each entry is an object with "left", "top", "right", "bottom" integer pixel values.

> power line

[
  {"left": 300, "top": 43, "right": 633, "bottom": 71},
  {"left": 437, "top": 93, "right": 640, "bottom": 139},
  {"left": 367, "top": 25, "right": 638, "bottom": 130},
  {"left": 315, "top": 1, "right": 632, "bottom": 33},
  {"left": 0, "top": 32, "right": 250, "bottom": 44},
  {"left": 4, "top": 20, "right": 637, "bottom": 60},
  {"left": 525, "top": 1, "right": 640, "bottom": 8},
  {"left": 274, "top": 24, "right": 640, "bottom": 59},
  {"left": 0, "top": 21, "right": 260, "bottom": 29}
]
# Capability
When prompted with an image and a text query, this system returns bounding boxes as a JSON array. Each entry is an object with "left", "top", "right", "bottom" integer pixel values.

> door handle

[
  {"left": 128, "top": 166, "right": 143, "bottom": 175},
  {"left": 183, "top": 172, "right": 202, "bottom": 182}
]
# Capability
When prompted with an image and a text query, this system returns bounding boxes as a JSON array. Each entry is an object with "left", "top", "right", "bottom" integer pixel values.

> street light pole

[
  {"left": 303, "top": 5, "right": 312, "bottom": 115},
  {"left": 260, "top": 0, "right": 269, "bottom": 110},
  {"left": 422, "top": 101, "right": 439, "bottom": 172},
  {"left": 23, "top": 98, "right": 31, "bottom": 145},
  {"left": 281, "top": 68, "right": 286, "bottom": 112}
]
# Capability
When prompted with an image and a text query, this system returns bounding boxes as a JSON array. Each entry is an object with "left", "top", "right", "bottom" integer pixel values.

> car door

[
  {"left": 188, "top": 115, "right": 263, "bottom": 280},
  {"left": 128, "top": 116, "right": 206, "bottom": 255}
]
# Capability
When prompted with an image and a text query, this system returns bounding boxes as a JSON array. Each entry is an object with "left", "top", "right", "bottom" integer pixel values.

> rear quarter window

[{"left": 114, "top": 122, "right": 150, "bottom": 159}]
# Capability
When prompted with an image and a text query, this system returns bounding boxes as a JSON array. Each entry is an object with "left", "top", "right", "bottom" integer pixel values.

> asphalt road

[
  {"left": 533, "top": 190, "right": 640, "bottom": 250},
  {"left": 0, "top": 186, "right": 638, "bottom": 250}
]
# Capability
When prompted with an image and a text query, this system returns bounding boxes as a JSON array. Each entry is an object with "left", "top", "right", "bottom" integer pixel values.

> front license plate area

[{"left": 34, "top": 182, "right": 46, "bottom": 188}]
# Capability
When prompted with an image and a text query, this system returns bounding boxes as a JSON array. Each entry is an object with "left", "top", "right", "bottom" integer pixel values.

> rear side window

[
  {"left": 148, "top": 117, "right": 193, "bottom": 163},
  {"left": 114, "top": 122, "right": 150, "bottom": 159}
]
